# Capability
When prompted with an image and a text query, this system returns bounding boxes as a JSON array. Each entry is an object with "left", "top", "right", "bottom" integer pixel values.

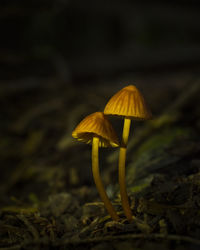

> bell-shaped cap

[
  {"left": 72, "top": 112, "right": 119, "bottom": 147},
  {"left": 104, "top": 85, "right": 152, "bottom": 120}
]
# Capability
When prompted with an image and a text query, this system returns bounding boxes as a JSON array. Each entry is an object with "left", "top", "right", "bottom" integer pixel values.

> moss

[
  {"left": 129, "top": 175, "right": 154, "bottom": 193},
  {"left": 135, "top": 127, "right": 191, "bottom": 157},
  {"left": 127, "top": 127, "right": 191, "bottom": 187},
  {"left": 1, "top": 206, "right": 38, "bottom": 214}
]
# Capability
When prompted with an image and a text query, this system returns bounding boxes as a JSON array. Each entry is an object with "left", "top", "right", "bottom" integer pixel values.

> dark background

[{"left": 1, "top": 0, "right": 200, "bottom": 83}]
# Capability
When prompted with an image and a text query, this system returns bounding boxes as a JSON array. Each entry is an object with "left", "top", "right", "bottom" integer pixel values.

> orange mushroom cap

[
  {"left": 72, "top": 112, "right": 119, "bottom": 147},
  {"left": 104, "top": 85, "right": 152, "bottom": 120}
]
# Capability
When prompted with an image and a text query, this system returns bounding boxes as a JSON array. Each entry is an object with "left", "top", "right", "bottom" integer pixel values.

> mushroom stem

[
  {"left": 119, "top": 117, "right": 133, "bottom": 221},
  {"left": 92, "top": 136, "right": 119, "bottom": 221}
]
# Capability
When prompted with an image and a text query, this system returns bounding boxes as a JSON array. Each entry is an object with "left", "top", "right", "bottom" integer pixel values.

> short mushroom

[
  {"left": 104, "top": 85, "right": 152, "bottom": 221},
  {"left": 72, "top": 112, "right": 120, "bottom": 221}
]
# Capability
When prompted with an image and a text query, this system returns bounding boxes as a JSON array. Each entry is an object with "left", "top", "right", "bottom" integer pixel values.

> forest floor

[{"left": 0, "top": 72, "right": 200, "bottom": 250}]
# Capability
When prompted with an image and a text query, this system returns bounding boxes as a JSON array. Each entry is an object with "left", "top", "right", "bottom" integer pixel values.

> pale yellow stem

[
  {"left": 119, "top": 117, "right": 133, "bottom": 221},
  {"left": 92, "top": 136, "right": 119, "bottom": 221}
]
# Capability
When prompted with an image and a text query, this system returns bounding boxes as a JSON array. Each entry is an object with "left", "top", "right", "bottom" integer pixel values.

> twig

[
  {"left": 16, "top": 215, "right": 39, "bottom": 241},
  {"left": 1, "top": 233, "right": 200, "bottom": 250},
  {"left": 60, "top": 233, "right": 200, "bottom": 246}
]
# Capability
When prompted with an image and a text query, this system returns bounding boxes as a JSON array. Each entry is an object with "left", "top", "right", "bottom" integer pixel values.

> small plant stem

[
  {"left": 92, "top": 136, "right": 119, "bottom": 221},
  {"left": 119, "top": 117, "right": 133, "bottom": 221}
]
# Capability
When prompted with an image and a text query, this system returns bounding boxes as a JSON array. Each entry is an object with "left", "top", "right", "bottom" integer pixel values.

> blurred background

[
  {"left": 1, "top": 0, "right": 200, "bottom": 82},
  {"left": 0, "top": 0, "right": 200, "bottom": 204},
  {"left": 1, "top": 1, "right": 200, "bottom": 248}
]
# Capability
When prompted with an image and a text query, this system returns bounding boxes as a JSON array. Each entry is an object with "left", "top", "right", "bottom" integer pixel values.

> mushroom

[
  {"left": 72, "top": 112, "right": 120, "bottom": 221},
  {"left": 104, "top": 85, "right": 152, "bottom": 221}
]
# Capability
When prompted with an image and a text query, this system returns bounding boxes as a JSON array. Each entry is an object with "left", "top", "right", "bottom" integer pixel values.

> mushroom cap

[
  {"left": 72, "top": 112, "right": 119, "bottom": 147},
  {"left": 104, "top": 85, "right": 152, "bottom": 120}
]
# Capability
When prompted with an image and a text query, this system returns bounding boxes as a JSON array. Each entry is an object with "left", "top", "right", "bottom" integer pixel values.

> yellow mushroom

[
  {"left": 72, "top": 112, "right": 120, "bottom": 221},
  {"left": 104, "top": 85, "right": 152, "bottom": 221}
]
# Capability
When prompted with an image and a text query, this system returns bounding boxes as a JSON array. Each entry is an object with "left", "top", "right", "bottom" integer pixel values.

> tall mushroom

[
  {"left": 104, "top": 85, "right": 152, "bottom": 221},
  {"left": 72, "top": 112, "right": 120, "bottom": 221}
]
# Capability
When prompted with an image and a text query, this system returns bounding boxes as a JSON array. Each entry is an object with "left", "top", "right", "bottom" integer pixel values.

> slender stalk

[
  {"left": 119, "top": 117, "right": 133, "bottom": 221},
  {"left": 92, "top": 136, "right": 119, "bottom": 221}
]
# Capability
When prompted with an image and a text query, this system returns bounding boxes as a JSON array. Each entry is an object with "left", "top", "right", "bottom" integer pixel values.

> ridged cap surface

[
  {"left": 104, "top": 85, "right": 152, "bottom": 120},
  {"left": 72, "top": 112, "right": 119, "bottom": 147}
]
